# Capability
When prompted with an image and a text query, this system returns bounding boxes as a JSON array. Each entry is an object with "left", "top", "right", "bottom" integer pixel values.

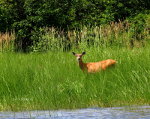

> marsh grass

[
  {"left": 36, "top": 20, "right": 149, "bottom": 52},
  {"left": 0, "top": 45, "right": 150, "bottom": 111},
  {"left": 0, "top": 31, "right": 15, "bottom": 52},
  {"left": 1, "top": 20, "right": 149, "bottom": 52},
  {"left": 0, "top": 20, "right": 149, "bottom": 111}
]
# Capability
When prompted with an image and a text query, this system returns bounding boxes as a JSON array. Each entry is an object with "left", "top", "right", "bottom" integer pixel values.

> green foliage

[
  {"left": 13, "top": 20, "right": 32, "bottom": 52},
  {"left": 0, "top": 0, "right": 149, "bottom": 30},
  {"left": 0, "top": 0, "right": 149, "bottom": 52},
  {"left": 0, "top": 0, "right": 14, "bottom": 32},
  {"left": 128, "top": 14, "right": 150, "bottom": 40}
]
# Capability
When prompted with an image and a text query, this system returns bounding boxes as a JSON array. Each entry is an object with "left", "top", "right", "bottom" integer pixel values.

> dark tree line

[{"left": 0, "top": 0, "right": 149, "bottom": 52}]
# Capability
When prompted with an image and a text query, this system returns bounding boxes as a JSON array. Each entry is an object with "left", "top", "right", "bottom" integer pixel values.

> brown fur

[{"left": 72, "top": 52, "right": 116, "bottom": 73}]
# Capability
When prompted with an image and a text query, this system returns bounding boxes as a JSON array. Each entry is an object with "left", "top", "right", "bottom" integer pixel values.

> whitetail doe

[{"left": 72, "top": 52, "right": 116, "bottom": 73}]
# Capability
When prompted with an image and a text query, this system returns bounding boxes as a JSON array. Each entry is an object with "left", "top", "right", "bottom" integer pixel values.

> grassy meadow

[
  {"left": 0, "top": 21, "right": 150, "bottom": 111},
  {"left": 0, "top": 46, "right": 150, "bottom": 111}
]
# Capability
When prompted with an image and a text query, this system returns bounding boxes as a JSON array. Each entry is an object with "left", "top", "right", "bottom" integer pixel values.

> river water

[{"left": 0, "top": 106, "right": 150, "bottom": 119}]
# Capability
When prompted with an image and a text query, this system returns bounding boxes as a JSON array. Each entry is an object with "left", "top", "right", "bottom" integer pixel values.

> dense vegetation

[
  {"left": 0, "top": 19, "right": 150, "bottom": 52},
  {"left": 0, "top": 0, "right": 150, "bottom": 52},
  {"left": 0, "top": 20, "right": 150, "bottom": 111},
  {"left": 0, "top": 0, "right": 150, "bottom": 111},
  {"left": 0, "top": 46, "right": 150, "bottom": 111}
]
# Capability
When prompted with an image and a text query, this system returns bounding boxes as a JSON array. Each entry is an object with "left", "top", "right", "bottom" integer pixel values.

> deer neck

[{"left": 78, "top": 59, "right": 86, "bottom": 71}]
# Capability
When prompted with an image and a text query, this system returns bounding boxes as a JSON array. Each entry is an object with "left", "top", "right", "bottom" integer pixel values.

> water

[{"left": 0, "top": 106, "right": 150, "bottom": 119}]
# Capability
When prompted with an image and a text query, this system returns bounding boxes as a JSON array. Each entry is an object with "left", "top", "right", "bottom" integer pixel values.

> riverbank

[{"left": 1, "top": 106, "right": 150, "bottom": 119}]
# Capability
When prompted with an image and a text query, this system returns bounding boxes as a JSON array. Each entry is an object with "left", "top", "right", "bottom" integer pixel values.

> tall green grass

[{"left": 0, "top": 45, "right": 150, "bottom": 111}]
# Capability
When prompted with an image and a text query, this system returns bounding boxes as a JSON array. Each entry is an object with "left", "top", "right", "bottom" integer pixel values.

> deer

[{"left": 72, "top": 52, "right": 116, "bottom": 73}]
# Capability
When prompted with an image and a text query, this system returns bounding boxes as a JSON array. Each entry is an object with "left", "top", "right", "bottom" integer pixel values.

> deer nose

[{"left": 77, "top": 57, "right": 81, "bottom": 60}]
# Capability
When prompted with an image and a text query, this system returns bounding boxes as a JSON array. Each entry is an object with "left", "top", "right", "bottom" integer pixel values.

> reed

[
  {"left": 1, "top": 20, "right": 149, "bottom": 52},
  {"left": 38, "top": 21, "right": 149, "bottom": 52},
  {"left": 0, "top": 31, "right": 15, "bottom": 52}
]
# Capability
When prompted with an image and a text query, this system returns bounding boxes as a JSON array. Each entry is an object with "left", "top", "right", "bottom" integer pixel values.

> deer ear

[
  {"left": 72, "top": 52, "right": 76, "bottom": 55},
  {"left": 82, "top": 52, "right": 86, "bottom": 55}
]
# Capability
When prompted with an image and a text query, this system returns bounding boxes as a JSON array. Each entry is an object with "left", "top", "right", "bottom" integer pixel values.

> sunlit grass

[
  {"left": 0, "top": 45, "right": 150, "bottom": 111},
  {"left": 0, "top": 20, "right": 149, "bottom": 111}
]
